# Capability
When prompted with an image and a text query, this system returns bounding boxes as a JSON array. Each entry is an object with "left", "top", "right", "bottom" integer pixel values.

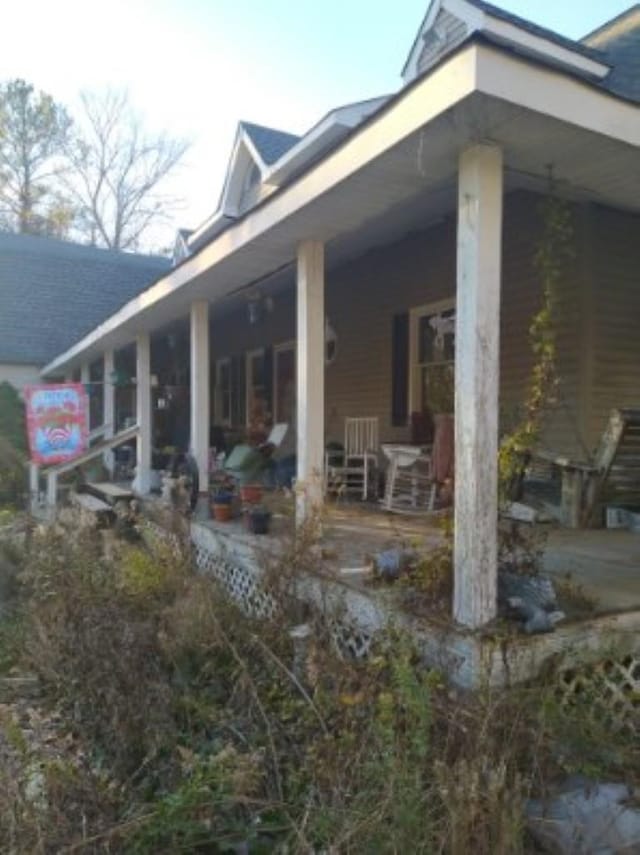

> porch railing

[{"left": 30, "top": 423, "right": 139, "bottom": 517}]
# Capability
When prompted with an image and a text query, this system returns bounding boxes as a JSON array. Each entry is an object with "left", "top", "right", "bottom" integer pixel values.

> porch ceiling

[{"left": 43, "top": 41, "right": 639, "bottom": 374}]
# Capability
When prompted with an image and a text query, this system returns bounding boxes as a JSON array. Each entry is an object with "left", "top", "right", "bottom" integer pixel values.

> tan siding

[
  {"left": 209, "top": 190, "right": 592, "bottom": 457},
  {"left": 500, "top": 195, "right": 589, "bottom": 458},
  {"left": 211, "top": 290, "right": 296, "bottom": 360},
  {"left": 589, "top": 207, "right": 640, "bottom": 449},
  {"left": 417, "top": 10, "right": 468, "bottom": 76},
  {"left": 0, "top": 362, "right": 41, "bottom": 392},
  {"left": 325, "top": 217, "right": 456, "bottom": 443}
]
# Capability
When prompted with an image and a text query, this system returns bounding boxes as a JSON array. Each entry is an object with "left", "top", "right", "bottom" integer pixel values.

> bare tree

[
  {"left": 0, "top": 79, "right": 73, "bottom": 236},
  {"left": 64, "top": 90, "right": 189, "bottom": 250}
]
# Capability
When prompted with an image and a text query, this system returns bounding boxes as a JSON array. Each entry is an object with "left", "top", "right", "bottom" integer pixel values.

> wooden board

[
  {"left": 85, "top": 482, "right": 134, "bottom": 500},
  {"left": 71, "top": 492, "right": 112, "bottom": 514}
]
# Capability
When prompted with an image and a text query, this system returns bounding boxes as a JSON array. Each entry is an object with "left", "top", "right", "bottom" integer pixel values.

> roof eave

[{"left": 41, "top": 38, "right": 639, "bottom": 377}]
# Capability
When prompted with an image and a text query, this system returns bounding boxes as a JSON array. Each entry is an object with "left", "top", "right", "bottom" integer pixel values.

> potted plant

[
  {"left": 240, "top": 483, "right": 263, "bottom": 505},
  {"left": 211, "top": 489, "right": 233, "bottom": 523},
  {"left": 245, "top": 504, "right": 272, "bottom": 535}
]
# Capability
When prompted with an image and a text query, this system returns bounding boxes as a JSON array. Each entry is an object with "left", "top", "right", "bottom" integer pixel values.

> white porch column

[
  {"left": 190, "top": 300, "right": 210, "bottom": 500},
  {"left": 80, "top": 362, "right": 91, "bottom": 432},
  {"left": 103, "top": 349, "right": 115, "bottom": 473},
  {"left": 134, "top": 332, "right": 152, "bottom": 494},
  {"left": 296, "top": 240, "right": 325, "bottom": 525},
  {"left": 453, "top": 143, "right": 503, "bottom": 628}
]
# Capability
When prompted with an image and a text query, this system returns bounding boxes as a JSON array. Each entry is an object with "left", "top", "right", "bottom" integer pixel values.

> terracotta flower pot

[
  {"left": 212, "top": 502, "right": 232, "bottom": 523},
  {"left": 240, "top": 484, "right": 263, "bottom": 505}
]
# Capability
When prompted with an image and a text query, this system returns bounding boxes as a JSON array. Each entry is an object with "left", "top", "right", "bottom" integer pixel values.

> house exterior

[
  {"left": 38, "top": 0, "right": 640, "bottom": 628},
  {"left": 0, "top": 231, "right": 169, "bottom": 391}
]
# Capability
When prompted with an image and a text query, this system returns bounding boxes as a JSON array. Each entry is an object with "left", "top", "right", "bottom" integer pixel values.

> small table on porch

[{"left": 381, "top": 444, "right": 436, "bottom": 513}]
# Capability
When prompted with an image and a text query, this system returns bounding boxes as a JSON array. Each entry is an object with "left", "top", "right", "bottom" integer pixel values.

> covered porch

[{"left": 41, "top": 39, "right": 640, "bottom": 635}]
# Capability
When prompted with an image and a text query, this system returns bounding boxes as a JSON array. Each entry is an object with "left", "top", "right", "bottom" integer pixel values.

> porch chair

[
  {"left": 530, "top": 408, "right": 640, "bottom": 528},
  {"left": 381, "top": 445, "right": 437, "bottom": 514},
  {"left": 325, "top": 417, "right": 379, "bottom": 500}
]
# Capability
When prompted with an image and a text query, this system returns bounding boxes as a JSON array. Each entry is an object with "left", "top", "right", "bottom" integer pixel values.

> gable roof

[
  {"left": 0, "top": 232, "right": 170, "bottom": 366},
  {"left": 583, "top": 4, "right": 640, "bottom": 102},
  {"left": 402, "top": 0, "right": 609, "bottom": 83},
  {"left": 239, "top": 122, "right": 301, "bottom": 167},
  {"left": 467, "top": 0, "right": 604, "bottom": 61}
]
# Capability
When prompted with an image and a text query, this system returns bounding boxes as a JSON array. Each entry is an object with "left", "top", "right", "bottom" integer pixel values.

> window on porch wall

[
  {"left": 274, "top": 343, "right": 295, "bottom": 424},
  {"left": 215, "top": 358, "right": 232, "bottom": 427},
  {"left": 409, "top": 300, "right": 455, "bottom": 417},
  {"left": 246, "top": 348, "right": 268, "bottom": 432}
]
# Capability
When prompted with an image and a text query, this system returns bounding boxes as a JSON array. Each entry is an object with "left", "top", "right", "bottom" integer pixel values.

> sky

[{"left": 0, "top": 0, "right": 632, "bottom": 250}]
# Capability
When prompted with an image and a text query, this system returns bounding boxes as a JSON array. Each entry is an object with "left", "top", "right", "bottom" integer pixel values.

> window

[
  {"left": 410, "top": 300, "right": 455, "bottom": 415},
  {"left": 216, "top": 358, "right": 232, "bottom": 426},
  {"left": 246, "top": 349, "right": 267, "bottom": 426},
  {"left": 274, "top": 343, "right": 295, "bottom": 424}
]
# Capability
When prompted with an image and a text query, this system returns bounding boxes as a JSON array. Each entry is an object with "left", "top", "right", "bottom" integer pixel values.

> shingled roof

[
  {"left": 0, "top": 232, "right": 170, "bottom": 366},
  {"left": 583, "top": 4, "right": 640, "bottom": 102},
  {"left": 240, "top": 121, "right": 301, "bottom": 166},
  {"left": 467, "top": 0, "right": 606, "bottom": 62}
]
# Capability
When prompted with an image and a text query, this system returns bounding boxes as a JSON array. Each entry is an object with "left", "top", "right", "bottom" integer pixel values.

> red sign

[{"left": 25, "top": 384, "right": 89, "bottom": 466}]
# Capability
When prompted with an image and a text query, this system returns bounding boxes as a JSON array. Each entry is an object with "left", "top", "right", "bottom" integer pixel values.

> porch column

[
  {"left": 134, "top": 332, "right": 152, "bottom": 494},
  {"left": 80, "top": 362, "right": 91, "bottom": 433},
  {"left": 103, "top": 349, "right": 115, "bottom": 473},
  {"left": 296, "top": 240, "right": 325, "bottom": 525},
  {"left": 190, "top": 300, "right": 210, "bottom": 502},
  {"left": 453, "top": 143, "right": 503, "bottom": 628}
]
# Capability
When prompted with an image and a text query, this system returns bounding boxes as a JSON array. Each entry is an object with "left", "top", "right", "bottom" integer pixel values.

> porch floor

[{"left": 195, "top": 498, "right": 640, "bottom": 616}]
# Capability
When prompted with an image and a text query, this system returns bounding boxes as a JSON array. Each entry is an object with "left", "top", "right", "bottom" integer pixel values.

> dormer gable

[
  {"left": 402, "top": 0, "right": 609, "bottom": 85},
  {"left": 219, "top": 122, "right": 299, "bottom": 218},
  {"left": 171, "top": 228, "right": 193, "bottom": 265}
]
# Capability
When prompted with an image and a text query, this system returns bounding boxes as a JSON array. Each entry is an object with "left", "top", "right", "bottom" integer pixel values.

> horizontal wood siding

[
  {"left": 209, "top": 190, "right": 593, "bottom": 457},
  {"left": 417, "top": 10, "right": 468, "bottom": 76},
  {"left": 500, "top": 194, "right": 588, "bottom": 458},
  {"left": 325, "top": 218, "right": 456, "bottom": 444},
  {"left": 589, "top": 207, "right": 640, "bottom": 451}
]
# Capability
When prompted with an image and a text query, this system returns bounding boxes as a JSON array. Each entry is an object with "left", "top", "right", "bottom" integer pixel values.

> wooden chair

[
  {"left": 533, "top": 408, "right": 640, "bottom": 528},
  {"left": 325, "top": 417, "right": 379, "bottom": 500}
]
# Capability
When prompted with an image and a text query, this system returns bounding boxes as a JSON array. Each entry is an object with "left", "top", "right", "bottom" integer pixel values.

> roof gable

[
  {"left": 240, "top": 122, "right": 300, "bottom": 166},
  {"left": 402, "top": 0, "right": 609, "bottom": 84},
  {"left": 218, "top": 122, "right": 300, "bottom": 218},
  {"left": 583, "top": 5, "right": 640, "bottom": 102}
]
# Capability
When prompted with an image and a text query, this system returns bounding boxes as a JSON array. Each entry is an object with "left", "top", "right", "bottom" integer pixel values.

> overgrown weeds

[{"left": 0, "top": 510, "right": 634, "bottom": 853}]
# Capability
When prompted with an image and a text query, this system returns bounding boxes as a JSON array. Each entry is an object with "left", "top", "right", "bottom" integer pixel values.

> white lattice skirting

[
  {"left": 556, "top": 655, "right": 640, "bottom": 732},
  {"left": 140, "top": 516, "right": 640, "bottom": 720}
]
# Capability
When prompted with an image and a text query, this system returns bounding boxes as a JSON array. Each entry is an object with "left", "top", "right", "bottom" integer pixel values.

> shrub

[
  {"left": 0, "top": 382, "right": 26, "bottom": 454},
  {"left": 22, "top": 523, "right": 179, "bottom": 777},
  {"left": 4, "top": 509, "right": 634, "bottom": 852},
  {"left": 0, "top": 435, "right": 26, "bottom": 509}
]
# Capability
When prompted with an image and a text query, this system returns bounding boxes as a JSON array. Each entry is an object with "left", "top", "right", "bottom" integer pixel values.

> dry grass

[{"left": 0, "top": 509, "right": 634, "bottom": 853}]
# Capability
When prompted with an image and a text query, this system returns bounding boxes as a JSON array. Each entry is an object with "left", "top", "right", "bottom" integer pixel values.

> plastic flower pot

[
  {"left": 245, "top": 506, "right": 271, "bottom": 535},
  {"left": 240, "top": 483, "right": 263, "bottom": 505},
  {"left": 211, "top": 490, "right": 233, "bottom": 522}
]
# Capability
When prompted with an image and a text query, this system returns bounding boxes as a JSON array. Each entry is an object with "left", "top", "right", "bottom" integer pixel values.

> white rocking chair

[{"left": 325, "top": 417, "right": 379, "bottom": 500}]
